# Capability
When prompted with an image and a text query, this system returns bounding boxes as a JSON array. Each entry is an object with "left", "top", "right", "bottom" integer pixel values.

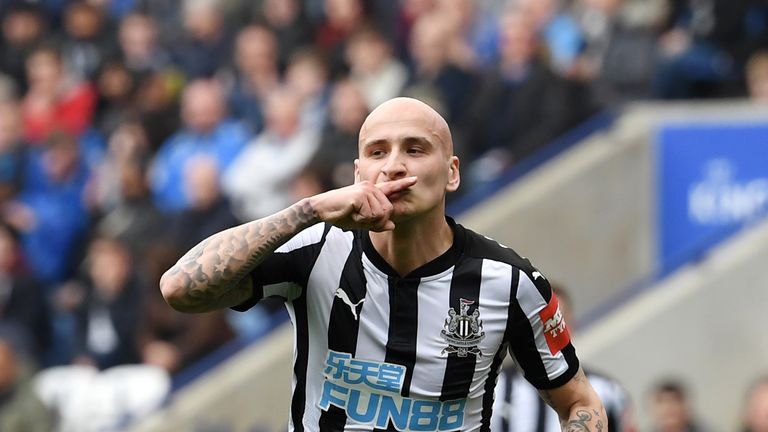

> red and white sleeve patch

[{"left": 538, "top": 294, "right": 571, "bottom": 355}]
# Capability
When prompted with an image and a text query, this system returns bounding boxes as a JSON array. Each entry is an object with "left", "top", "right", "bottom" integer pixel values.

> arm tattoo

[
  {"left": 164, "top": 200, "right": 316, "bottom": 312},
  {"left": 564, "top": 410, "right": 604, "bottom": 432},
  {"left": 550, "top": 368, "right": 606, "bottom": 432}
]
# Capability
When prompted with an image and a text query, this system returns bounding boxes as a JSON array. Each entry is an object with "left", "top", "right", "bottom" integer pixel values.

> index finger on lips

[{"left": 375, "top": 176, "right": 417, "bottom": 197}]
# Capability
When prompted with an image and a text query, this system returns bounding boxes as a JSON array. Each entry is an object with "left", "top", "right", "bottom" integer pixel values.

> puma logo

[
  {"left": 335, "top": 288, "right": 365, "bottom": 320},
  {"left": 532, "top": 271, "right": 545, "bottom": 281}
]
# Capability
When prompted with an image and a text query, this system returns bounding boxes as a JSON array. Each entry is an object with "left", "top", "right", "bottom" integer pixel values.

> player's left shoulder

[
  {"left": 460, "top": 222, "right": 552, "bottom": 292},
  {"left": 459, "top": 223, "right": 528, "bottom": 266}
]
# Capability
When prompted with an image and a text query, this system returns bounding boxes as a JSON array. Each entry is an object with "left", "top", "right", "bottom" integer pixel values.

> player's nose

[{"left": 380, "top": 152, "right": 407, "bottom": 180}]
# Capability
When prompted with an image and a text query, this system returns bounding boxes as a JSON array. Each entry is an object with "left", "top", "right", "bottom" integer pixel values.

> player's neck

[{"left": 369, "top": 211, "right": 453, "bottom": 277}]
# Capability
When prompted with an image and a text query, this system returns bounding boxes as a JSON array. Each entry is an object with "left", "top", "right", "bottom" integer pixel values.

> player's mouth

[{"left": 388, "top": 189, "right": 409, "bottom": 201}]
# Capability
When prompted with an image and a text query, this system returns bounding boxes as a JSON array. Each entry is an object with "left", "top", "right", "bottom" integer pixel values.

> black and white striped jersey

[
  {"left": 491, "top": 368, "right": 635, "bottom": 432},
  {"left": 234, "top": 217, "right": 580, "bottom": 432}
]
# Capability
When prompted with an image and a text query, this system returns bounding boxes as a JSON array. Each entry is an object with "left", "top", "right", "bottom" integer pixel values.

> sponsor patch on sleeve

[{"left": 538, "top": 294, "right": 571, "bottom": 355}]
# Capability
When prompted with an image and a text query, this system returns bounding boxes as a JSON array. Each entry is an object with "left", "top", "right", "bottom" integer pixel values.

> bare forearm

[
  {"left": 540, "top": 369, "right": 607, "bottom": 432},
  {"left": 160, "top": 199, "right": 317, "bottom": 312},
  {"left": 561, "top": 408, "right": 607, "bottom": 432}
]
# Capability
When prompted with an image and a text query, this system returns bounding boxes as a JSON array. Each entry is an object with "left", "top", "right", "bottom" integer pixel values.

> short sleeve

[
  {"left": 231, "top": 223, "right": 330, "bottom": 311},
  {"left": 505, "top": 269, "right": 580, "bottom": 390}
]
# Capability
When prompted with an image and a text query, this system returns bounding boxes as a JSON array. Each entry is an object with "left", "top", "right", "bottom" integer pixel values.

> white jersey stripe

[
  {"left": 355, "top": 254, "right": 390, "bottom": 364},
  {"left": 410, "top": 268, "right": 454, "bottom": 398},
  {"left": 302, "top": 228, "right": 355, "bottom": 428},
  {"left": 286, "top": 302, "right": 300, "bottom": 432},
  {"left": 516, "top": 273, "right": 569, "bottom": 381}
]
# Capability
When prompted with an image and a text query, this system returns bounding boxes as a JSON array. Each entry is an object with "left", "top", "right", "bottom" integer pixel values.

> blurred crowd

[{"left": 0, "top": 0, "right": 767, "bottom": 429}]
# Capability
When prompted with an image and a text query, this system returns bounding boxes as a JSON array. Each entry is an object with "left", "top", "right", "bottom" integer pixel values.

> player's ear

[
  {"left": 446, "top": 156, "right": 460, "bottom": 192},
  {"left": 354, "top": 159, "right": 361, "bottom": 183}
]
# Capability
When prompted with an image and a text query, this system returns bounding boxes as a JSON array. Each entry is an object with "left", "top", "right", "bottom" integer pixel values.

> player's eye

[{"left": 369, "top": 149, "right": 386, "bottom": 158}]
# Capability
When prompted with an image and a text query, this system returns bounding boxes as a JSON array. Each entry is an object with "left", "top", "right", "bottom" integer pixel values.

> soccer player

[
  {"left": 492, "top": 284, "right": 636, "bottom": 431},
  {"left": 160, "top": 97, "right": 606, "bottom": 431}
]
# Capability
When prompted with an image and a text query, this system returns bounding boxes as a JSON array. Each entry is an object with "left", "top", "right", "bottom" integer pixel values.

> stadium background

[{"left": 0, "top": 0, "right": 766, "bottom": 431}]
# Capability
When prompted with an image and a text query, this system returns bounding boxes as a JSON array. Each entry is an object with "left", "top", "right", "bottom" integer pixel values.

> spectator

[
  {"left": 88, "top": 122, "right": 162, "bottom": 251},
  {"left": 60, "top": 1, "right": 117, "bottom": 81},
  {"left": 89, "top": 121, "right": 150, "bottom": 212},
  {"left": 653, "top": 0, "right": 751, "bottom": 99},
  {"left": 516, "top": 0, "right": 585, "bottom": 76},
  {"left": 307, "top": 78, "right": 368, "bottom": 191},
  {"left": 133, "top": 0, "right": 185, "bottom": 44},
  {"left": 96, "top": 156, "right": 162, "bottom": 260},
  {"left": 574, "top": 0, "right": 658, "bottom": 105},
  {"left": 394, "top": 0, "right": 439, "bottom": 58},
  {"left": 149, "top": 79, "right": 249, "bottom": 212},
  {"left": 222, "top": 87, "right": 321, "bottom": 221},
  {"left": 257, "top": 0, "right": 315, "bottom": 71},
  {"left": 0, "top": 338, "right": 53, "bottom": 431},
  {"left": 433, "top": 0, "right": 499, "bottom": 68},
  {"left": 0, "top": 3, "right": 48, "bottom": 95},
  {"left": 93, "top": 60, "right": 138, "bottom": 136},
  {"left": 0, "top": 92, "right": 27, "bottom": 202},
  {"left": 117, "top": 12, "right": 171, "bottom": 76},
  {"left": 284, "top": 48, "right": 332, "bottom": 130},
  {"left": 166, "top": 155, "right": 240, "bottom": 253},
  {"left": 743, "top": 375, "right": 768, "bottom": 432},
  {"left": 223, "top": 24, "right": 280, "bottom": 135},
  {"left": 463, "top": 9, "right": 578, "bottom": 181},
  {"left": 20, "top": 43, "right": 97, "bottom": 145},
  {"left": 0, "top": 222, "right": 50, "bottom": 363},
  {"left": 315, "top": 0, "right": 369, "bottom": 76},
  {"left": 133, "top": 71, "right": 182, "bottom": 152},
  {"left": 650, "top": 380, "right": 708, "bottom": 432},
  {"left": 406, "top": 12, "right": 477, "bottom": 126},
  {"left": 345, "top": 27, "right": 409, "bottom": 111},
  {"left": 72, "top": 236, "right": 143, "bottom": 369},
  {"left": 171, "top": 0, "right": 233, "bottom": 79},
  {"left": 5, "top": 131, "right": 90, "bottom": 285}
]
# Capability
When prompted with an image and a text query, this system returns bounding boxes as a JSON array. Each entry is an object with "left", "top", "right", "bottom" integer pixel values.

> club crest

[{"left": 441, "top": 298, "right": 485, "bottom": 357}]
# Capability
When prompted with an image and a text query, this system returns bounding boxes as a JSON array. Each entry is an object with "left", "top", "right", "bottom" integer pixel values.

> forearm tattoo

[
  {"left": 564, "top": 410, "right": 604, "bottom": 432},
  {"left": 164, "top": 200, "right": 316, "bottom": 311},
  {"left": 542, "top": 369, "right": 606, "bottom": 432}
]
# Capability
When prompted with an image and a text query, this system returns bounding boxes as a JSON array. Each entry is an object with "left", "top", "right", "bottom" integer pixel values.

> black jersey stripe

[
  {"left": 439, "top": 257, "right": 483, "bottom": 401},
  {"left": 384, "top": 277, "right": 419, "bottom": 396},
  {"left": 481, "top": 262, "right": 518, "bottom": 430},
  {"left": 480, "top": 341, "right": 507, "bottom": 431},
  {"left": 505, "top": 271, "right": 550, "bottom": 391},
  {"left": 319, "top": 234, "right": 368, "bottom": 431},
  {"left": 290, "top": 294, "right": 309, "bottom": 432},
  {"left": 535, "top": 396, "right": 548, "bottom": 432},
  {"left": 501, "top": 369, "right": 514, "bottom": 431},
  {"left": 371, "top": 276, "right": 419, "bottom": 432}
]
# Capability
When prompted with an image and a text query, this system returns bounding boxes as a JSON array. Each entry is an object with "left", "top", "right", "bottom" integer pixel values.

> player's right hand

[{"left": 309, "top": 176, "right": 417, "bottom": 232}]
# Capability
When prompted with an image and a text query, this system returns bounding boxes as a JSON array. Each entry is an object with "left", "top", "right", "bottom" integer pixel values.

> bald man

[{"left": 160, "top": 97, "right": 605, "bottom": 431}]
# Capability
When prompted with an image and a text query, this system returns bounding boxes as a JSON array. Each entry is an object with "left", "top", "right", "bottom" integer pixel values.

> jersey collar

[{"left": 361, "top": 216, "right": 466, "bottom": 279}]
